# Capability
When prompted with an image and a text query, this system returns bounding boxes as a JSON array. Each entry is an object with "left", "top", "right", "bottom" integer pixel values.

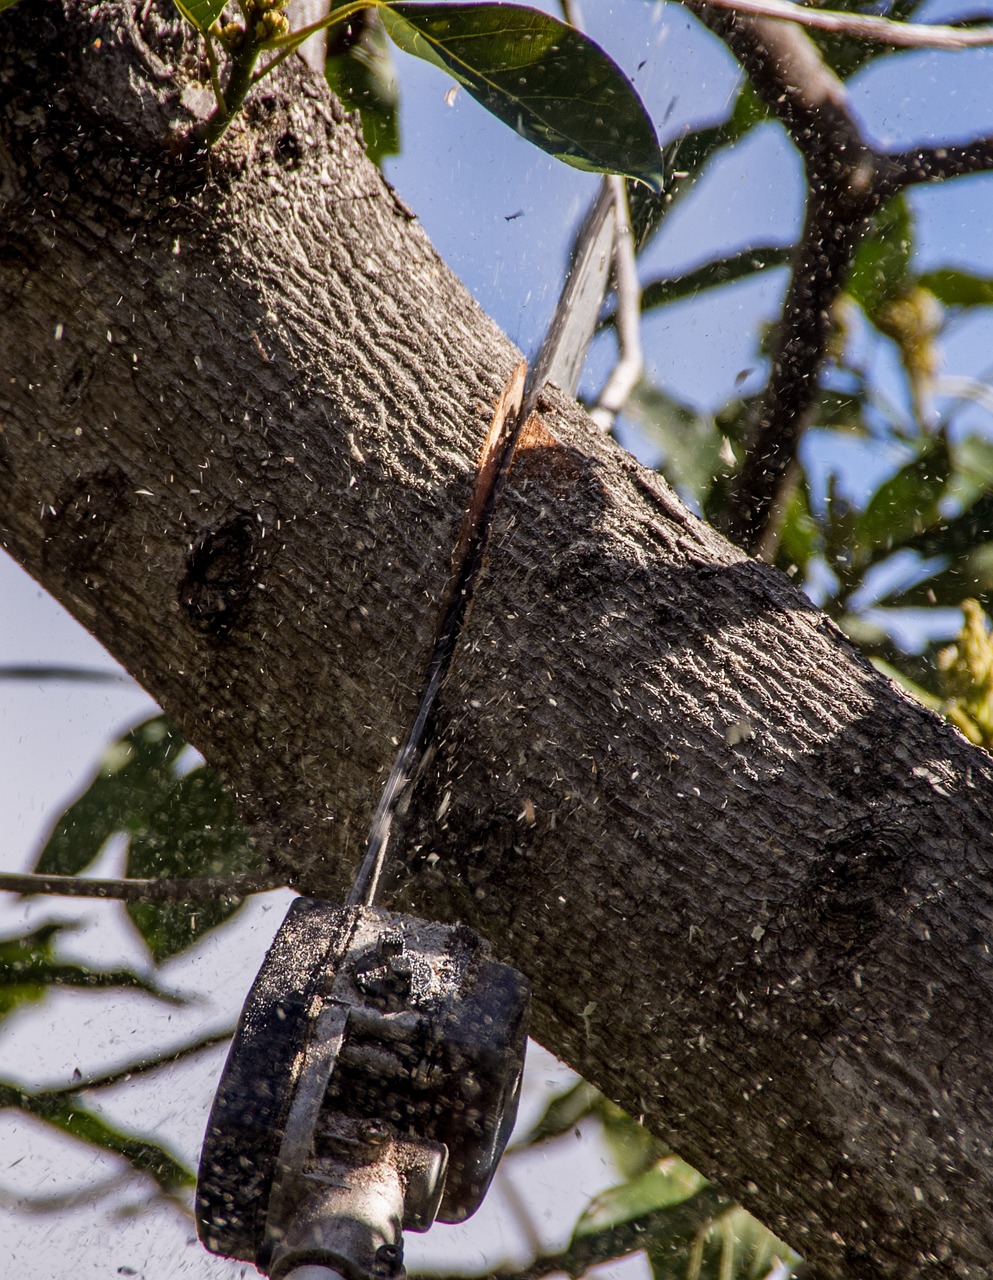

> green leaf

[
  {"left": 646, "top": 1204, "right": 798, "bottom": 1280},
  {"left": 0, "top": 1082, "right": 194, "bottom": 1194},
  {"left": 326, "top": 7, "right": 400, "bottom": 165},
  {"left": 638, "top": 245, "right": 792, "bottom": 315},
  {"left": 520, "top": 1078, "right": 601, "bottom": 1145},
  {"left": 35, "top": 715, "right": 261, "bottom": 962},
  {"left": 125, "top": 767, "right": 262, "bottom": 962},
  {"left": 596, "top": 1097, "right": 669, "bottom": 1179},
  {"left": 172, "top": 0, "right": 226, "bottom": 33},
  {"left": 625, "top": 380, "right": 724, "bottom": 507},
  {"left": 379, "top": 3, "right": 663, "bottom": 189},
  {"left": 35, "top": 716, "right": 186, "bottom": 877},
  {"left": 628, "top": 82, "right": 769, "bottom": 250},
  {"left": 846, "top": 196, "right": 913, "bottom": 318},
  {"left": 919, "top": 268, "right": 993, "bottom": 309},
  {"left": 776, "top": 473, "right": 820, "bottom": 575},
  {"left": 575, "top": 1158, "right": 706, "bottom": 1238},
  {"left": 0, "top": 922, "right": 182, "bottom": 1023},
  {"left": 945, "top": 434, "right": 993, "bottom": 514},
  {"left": 884, "top": 545, "right": 993, "bottom": 611},
  {"left": 853, "top": 435, "right": 952, "bottom": 554}
]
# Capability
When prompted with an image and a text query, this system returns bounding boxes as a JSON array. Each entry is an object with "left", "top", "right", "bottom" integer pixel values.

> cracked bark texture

[{"left": 2, "top": 5, "right": 993, "bottom": 1277}]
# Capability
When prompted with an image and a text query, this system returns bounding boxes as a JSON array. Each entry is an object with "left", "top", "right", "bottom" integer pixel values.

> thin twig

[
  {"left": 496, "top": 1166, "right": 544, "bottom": 1261},
  {"left": 590, "top": 176, "right": 644, "bottom": 434},
  {"left": 0, "top": 1172, "right": 131, "bottom": 1214},
  {"left": 703, "top": 0, "right": 993, "bottom": 50},
  {"left": 0, "top": 869, "right": 285, "bottom": 901},
  {"left": 52, "top": 1026, "right": 236, "bottom": 1096},
  {"left": 0, "top": 665, "right": 131, "bottom": 683}
]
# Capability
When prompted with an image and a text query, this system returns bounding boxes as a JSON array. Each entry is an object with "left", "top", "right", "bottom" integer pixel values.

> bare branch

[
  {"left": 685, "top": 7, "right": 886, "bottom": 549},
  {"left": 687, "top": 3, "right": 868, "bottom": 167},
  {"left": 726, "top": 186, "right": 872, "bottom": 550},
  {"left": 0, "top": 869, "right": 285, "bottom": 901},
  {"left": 0, "top": 1172, "right": 131, "bottom": 1214},
  {"left": 702, "top": 0, "right": 993, "bottom": 50},
  {"left": 0, "top": 664, "right": 131, "bottom": 683},
  {"left": 590, "top": 176, "right": 644, "bottom": 433},
  {"left": 881, "top": 135, "right": 993, "bottom": 193}
]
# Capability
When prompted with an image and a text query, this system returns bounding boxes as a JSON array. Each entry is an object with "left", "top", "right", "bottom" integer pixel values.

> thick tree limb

[{"left": 4, "top": 5, "right": 993, "bottom": 1277}]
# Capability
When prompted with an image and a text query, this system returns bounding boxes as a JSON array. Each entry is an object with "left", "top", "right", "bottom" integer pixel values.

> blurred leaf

[
  {"left": 936, "top": 599, "right": 993, "bottom": 748},
  {"left": 870, "top": 656, "right": 943, "bottom": 712},
  {"left": 597, "top": 1096, "right": 669, "bottom": 1179},
  {"left": 379, "top": 3, "right": 663, "bottom": 189},
  {"left": 0, "top": 921, "right": 181, "bottom": 1024},
  {"left": 647, "top": 1204, "right": 798, "bottom": 1280},
  {"left": 943, "top": 434, "right": 993, "bottom": 514},
  {"left": 326, "top": 6, "right": 400, "bottom": 165},
  {"left": 35, "top": 716, "right": 186, "bottom": 877},
  {"left": 629, "top": 82, "right": 770, "bottom": 249},
  {"left": 638, "top": 245, "right": 792, "bottom": 316},
  {"left": 126, "top": 767, "right": 261, "bottom": 962},
  {"left": 882, "top": 544, "right": 993, "bottom": 611},
  {"left": 846, "top": 196, "right": 913, "bottom": 318},
  {"left": 812, "top": 386, "right": 869, "bottom": 435},
  {"left": 172, "top": 0, "right": 225, "bottom": 33},
  {"left": 35, "top": 715, "right": 261, "bottom": 963},
  {"left": 626, "top": 380, "right": 724, "bottom": 506},
  {"left": 854, "top": 436, "right": 952, "bottom": 555},
  {"left": 874, "top": 285, "right": 942, "bottom": 422},
  {"left": 575, "top": 1157, "right": 706, "bottom": 1238},
  {"left": 520, "top": 1078, "right": 601, "bottom": 1145},
  {"left": 0, "top": 1081, "right": 194, "bottom": 1194},
  {"left": 0, "top": 0, "right": 28, "bottom": 10},
  {"left": 630, "top": 81, "right": 772, "bottom": 253},
  {"left": 776, "top": 474, "right": 821, "bottom": 575},
  {"left": 919, "top": 268, "right": 993, "bottom": 309},
  {"left": 725, "top": 77, "right": 770, "bottom": 137}
]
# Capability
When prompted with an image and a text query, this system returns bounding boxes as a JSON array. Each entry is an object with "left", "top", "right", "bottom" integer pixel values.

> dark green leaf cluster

[
  {"left": 33, "top": 715, "right": 262, "bottom": 961},
  {"left": 0, "top": 918, "right": 205, "bottom": 1198},
  {"left": 496, "top": 1078, "right": 801, "bottom": 1280}
]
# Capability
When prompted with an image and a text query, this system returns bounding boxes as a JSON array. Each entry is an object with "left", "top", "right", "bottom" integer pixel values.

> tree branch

[
  {"left": 0, "top": 870, "right": 285, "bottom": 901},
  {"left": 682, "top": 4, "right": 993, "bottom": 553},
  {"left": 881, "top": 135, "right": 993, "bottom": 194},
  {"left": 410, "top": 1185, "right": 736, "bottom": 1280},
  {"left": 52, "top": 1026, "right": 235, "bottom": 1096},
  {"left": 589, "top": 176, "right": 644, "bottom": 433},
  {"left": 703, "top": 0, "right": 993, "bottom": 50},
  {"left": 5, "top": 5, "right": 993, "bottom": 1274}
]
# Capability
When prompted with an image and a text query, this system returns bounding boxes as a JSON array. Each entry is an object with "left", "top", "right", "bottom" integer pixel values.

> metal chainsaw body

[{"left": 197, "top": 899, "right": 530, "bottom": 1279}]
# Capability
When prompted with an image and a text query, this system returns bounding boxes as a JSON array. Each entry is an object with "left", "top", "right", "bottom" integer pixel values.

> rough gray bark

[{"left": 2, "top": 5, "right": 993, "bottom": 1277}]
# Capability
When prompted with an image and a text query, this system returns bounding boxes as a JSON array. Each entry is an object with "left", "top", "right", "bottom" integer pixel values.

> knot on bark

[{"left": 180, "top": 512, "right": 264, "bottom": 638}]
